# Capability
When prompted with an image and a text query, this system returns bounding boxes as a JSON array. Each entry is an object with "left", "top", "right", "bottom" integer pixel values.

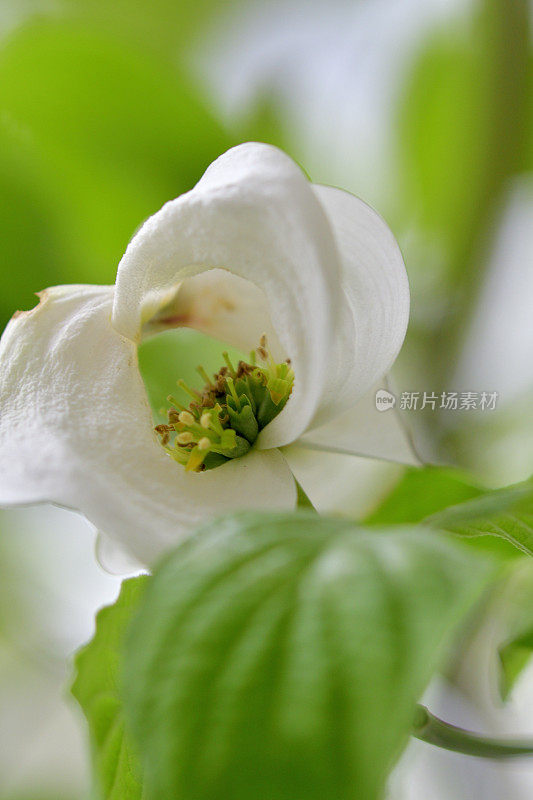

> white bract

[{"left": 0, "top": 143, "right": 416, "bottom": 566}]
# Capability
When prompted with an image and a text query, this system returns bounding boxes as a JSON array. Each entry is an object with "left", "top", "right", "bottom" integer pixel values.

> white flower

[{"left": 0, "top": 143, "right": 416, "bottom": 566}]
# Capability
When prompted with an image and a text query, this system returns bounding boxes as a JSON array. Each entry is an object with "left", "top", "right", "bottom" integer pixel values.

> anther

[
  {"left": 198, "top": 437, "right": 211, "bottom": 451},
  {"left": 176, "top": 431, "right": 194, "bottom": 445},
  {"left": 178, "top": 410, "right": 195, "bottom": 426},
  {"left": 200, "top": 412, "right": 211, "bottom": 429},
  {"left": 154, "top": 424, "right": 171, "bottom": 446}
]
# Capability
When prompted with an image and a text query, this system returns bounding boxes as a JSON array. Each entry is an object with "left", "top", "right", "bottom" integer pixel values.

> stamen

[
  {"left": 222, "top": 352, "right": 236, "bottom": 377},
  {"left": 167, "top": 395, "right": 187, "bottom": 411},
  {"left": 168, "top": 447, "right": 189, "bottom": 466},
  {"left": 177, "top": 379, "right": 202, "bottom": 401},
  {"left": 178, "top": 410, "right": 196, "bottom": 426},
  {"left": 185, "top": 446, "right": 206, "bottom": 473},
  {"left": 154, "top": 424, "right": 172, "bottom": 446},
  {"left": 156, "top": 337, "right": 294, "bottom": 473},
  {"left": 208, "top": 405, "right": 226, "bottom": 436},
  {"left": 226, "top": 377, "right": 241, "bottom": 410},
  {"left": 196, "top": 365, "right": 215, "bottom": 389}
]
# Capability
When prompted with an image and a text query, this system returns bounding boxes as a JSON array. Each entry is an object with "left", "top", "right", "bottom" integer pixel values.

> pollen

[{"left": 155, "top": 335, "right": 294, "bottom": 473}]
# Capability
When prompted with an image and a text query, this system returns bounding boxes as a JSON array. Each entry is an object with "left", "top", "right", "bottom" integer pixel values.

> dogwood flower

[{"left": 0, "top": 143, "right": 417, "bottom": 566}]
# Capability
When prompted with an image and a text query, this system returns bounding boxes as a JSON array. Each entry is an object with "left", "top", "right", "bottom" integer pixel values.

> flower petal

[
  {"left": 296, "top": 381, "right": 421, "bottom": 465},
  {"left": 309, "top": 185, "right": 410, "bottom": 428},
  {"left": 95, "top": 531, "right": 146, "bottom": 576},
  {"left": 283, "top": 445, "right": 403, "bottom": 517},
  {"left": 112, "top": 142, "right": 344, "bottom": 448},
  {"left": 0, "top": 285, "right": 297, "bottom": 565},
  {"left": 144, "top": 269, "right": 285, "bottom": 360}
]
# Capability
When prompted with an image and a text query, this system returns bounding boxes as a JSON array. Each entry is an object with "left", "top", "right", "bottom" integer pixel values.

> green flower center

[{"left": 155, "top": 336, "right": 294, "bottom": 472}]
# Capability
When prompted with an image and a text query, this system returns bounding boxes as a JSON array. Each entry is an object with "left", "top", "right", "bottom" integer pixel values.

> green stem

[{"left": 413, "top": 705, "right": 533, "bottom": 759}]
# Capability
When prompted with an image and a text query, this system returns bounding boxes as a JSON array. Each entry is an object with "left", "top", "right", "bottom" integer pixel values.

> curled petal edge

[{"left": 0, "top": 284, "right": 297, "bottom": 566}]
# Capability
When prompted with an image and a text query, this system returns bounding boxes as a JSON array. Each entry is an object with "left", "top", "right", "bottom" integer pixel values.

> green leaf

[
  {"left": 366, "top": 466, "right": 520, "bottom": 560},
  {"left": 425, "top": 477, "right": 533, "bottom": 556},
  {"left": 72, "top": 576, "right": 149, "bottom": 800},
  {"left": 365, "top": 466, "right": 483, "bottom": 525},
  {"left": 123, "top": 512, "right": 495, "bottom": 800}
]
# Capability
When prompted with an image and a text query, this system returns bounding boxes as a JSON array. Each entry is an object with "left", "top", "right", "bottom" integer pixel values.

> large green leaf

[
  {"left": 0, "top": 21, "right": 233, "bottom": 330},
  {"left": 72, "top": 577, "right": 149, "bottom": 800},
  {"left": 425, "top": 477, "right": 533, "bottom": 556},
  {"left": 366, "top": 467, "right": 520, "bottom": 560},
  {"left": 365, "top": 466, "right": 483, "bottom": 525},
  {"left": 123, "top": 512, "right": 495, "bottom": 800}
]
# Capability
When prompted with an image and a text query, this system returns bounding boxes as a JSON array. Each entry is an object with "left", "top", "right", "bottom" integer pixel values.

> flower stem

[{"left": 412, "top": 705, "right": 533, "bottom": 759}]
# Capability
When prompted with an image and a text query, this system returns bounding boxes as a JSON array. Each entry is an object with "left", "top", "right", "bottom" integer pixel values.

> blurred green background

[{"left": 0, "top": 0, "right": 532, "bottom": 798}]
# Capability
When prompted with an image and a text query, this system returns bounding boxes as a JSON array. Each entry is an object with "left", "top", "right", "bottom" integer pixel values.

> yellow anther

[
  {"left": 198, "top": 437, "right": 211, "bottom": 451},
  {"left": 176, "top": 431, "right": 194, "bottom": 445},
  {"left": 178, "top": 410, "right": 195, "bottom": 426},
  {"left": 200, "top": 412, "right": 211, "bottom": 429}
]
